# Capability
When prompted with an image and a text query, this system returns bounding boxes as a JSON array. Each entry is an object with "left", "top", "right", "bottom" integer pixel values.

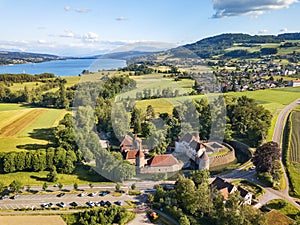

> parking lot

[{"left": 0, "top": 191, "right": 147, "bottom": 211}]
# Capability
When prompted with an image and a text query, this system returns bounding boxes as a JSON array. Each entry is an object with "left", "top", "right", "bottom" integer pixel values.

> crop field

[
  {"left": 0, "top": 104, "right": 67, "bottom": 152},
  {"left": 0, "top": 216, "right": 66, "bottom": 225},
  {"left": 290, "top": 111, "right": 300, "bottom": 163}
]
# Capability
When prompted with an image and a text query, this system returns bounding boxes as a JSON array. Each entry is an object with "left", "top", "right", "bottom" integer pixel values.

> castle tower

[
  {"left": 135, "top": 149, "right": 145, "bottom": 168},
  {"left": 199, "top": 151, "right": 209, "bottom": 170}
]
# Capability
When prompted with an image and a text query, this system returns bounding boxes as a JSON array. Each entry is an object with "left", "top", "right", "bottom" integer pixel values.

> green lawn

[
  {"left": 267, "top": 199, "right": 300, "bottom": 220},
  {"left": 0, "top": 103, "right": 30, "bottom": 111},
  {"left": 0, "top": 165, "right": 106, "bottom": 186}
]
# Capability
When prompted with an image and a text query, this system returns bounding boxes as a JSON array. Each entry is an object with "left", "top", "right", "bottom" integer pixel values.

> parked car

[
  {"left": 48, "top": 203, "right": 54, "bottom": 208},
  {"left": 57, "top": 202, "right": 66, "bottom": 208},
  {"left": 57, "top": 193, "right": 65, "bottom": 197},
  {"left": 86, "top": 201, "right": 94, "bottom": 207},
  {"left": 100, "top": 191, "right": 108, "bottom": 196},
  {"left": 79, "top": 192, "right": 87, "bottom": 197},
  {"left": 250, "top": 166, "right": 256, "bottom": 170},
  {"left": 89, "top": 192, "right": 98, "bottom": 197},
  {"left": 99, "top": 200, "right": 105, "bottom": 206},
  {"left": 70, "top": 202, "right": 78, "bottom": 207},
  {"left": 115, "top": 201, "right": 122, "bottom": 206},
  {"left": 41, "top": 203, "right": 48, "bottom": 208},
  {"left": 105, "top": 201, "right": 111, "bottom": 207}
]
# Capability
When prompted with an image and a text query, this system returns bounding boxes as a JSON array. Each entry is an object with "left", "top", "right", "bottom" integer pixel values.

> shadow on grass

[
  {"left": 30, "top": 175, "right": 48, "bottom": 182},
  {"left": 17, "top": 128, "right": 56, "bottom": 150},
  {"left": 28, "top": 165, "right": 110, "bottom": 184}
]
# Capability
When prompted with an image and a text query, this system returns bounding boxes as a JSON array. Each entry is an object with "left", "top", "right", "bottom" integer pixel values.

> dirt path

[{"left": 0, "top": 109, "right": 47, "bottom": 138}]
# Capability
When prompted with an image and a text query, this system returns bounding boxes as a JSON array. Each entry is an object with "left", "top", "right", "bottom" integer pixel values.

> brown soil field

[
  {"left": 0, "top": 215, "right": 66, "bottom": 225},
  {"left": 0, "top": 109, "right": 47, "bottom": 138}
]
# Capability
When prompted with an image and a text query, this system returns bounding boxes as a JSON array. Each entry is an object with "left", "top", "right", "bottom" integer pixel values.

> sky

[{"left": 0, "top": 0, "right": 300, "bottom": 56}]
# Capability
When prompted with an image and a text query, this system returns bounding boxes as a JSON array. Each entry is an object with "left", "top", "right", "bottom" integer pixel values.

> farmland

[
  {"left": 0, "top": 216, "right": 66, "bottom": 225},
  {"left": 290, "top": 110, "right": 300, "bottom": 163},
  {"left": 131, "top": 74, "right": 300, "bottom": 142},
  {"left": 0, "top": 104, "right": 67, "bottom": 152},
  {"left": 286, "top": 109, "right": 300, "bottom": 197}
]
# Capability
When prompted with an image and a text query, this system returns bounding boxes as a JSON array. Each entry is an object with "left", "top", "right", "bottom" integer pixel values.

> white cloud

[
  {"left": 115, "top": 16, "right": 127, "bottom": 21},
  {"left": 258, "top": 29, "right": 269, "bottom": 34},
  {"left": 212, "top": 0, "right": 299, "bottom": 18},
  {"left": 81, "top": 32, "right": 99, "bottom": 42},
  {"left": 75, "top": 8, "right": 91, "bottom": 13},
  {"left": 64, "top": 6, "right": 73, "bottom": 11},
  {"left": 59, "top": 30, "right": 75, "bottom": 38}
]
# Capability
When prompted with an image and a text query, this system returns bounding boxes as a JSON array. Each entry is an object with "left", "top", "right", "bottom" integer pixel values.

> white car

[
  {"left": 80, "top": 192, "right": 87, "bottom": 197},
  {"left": 57, "top": 202, "right": 66, "bottom": 208},
  {"left": 90, "top": 192, "right": 98, "bottom": 197}
]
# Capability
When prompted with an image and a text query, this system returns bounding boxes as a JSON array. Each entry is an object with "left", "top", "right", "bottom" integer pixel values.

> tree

[
  {"left": 179, "top": 215, "right": 190, "bottom": 225},
  {"left": 74, "top": 183, "right": 78, "bottom": 190},
  {"left": 189, "top": 169, "right": 210, "bottom": 187},
  {"left": 9, "top": 180, "right": 23, "bottom": 193},
  {"left": 130, "top": 106, "right": 142, "bottom": 134},
  {"left": 115, "top": 183, "right": 121, "bottom": 192},
  {"left": 252, "top": 142, "right": 281, "bottom": 173},
  {"left": 58, "top": 183, "right": 63, "bottom": 191},
  {"left": 47, "top": 166, "right": 58, "bottom": 182},
  {"left": 89, "top": 183, "right": 94, "bottom": 189},
  {"left": 56, "top": 81, "right": 69, "bottom": 109},
  {"left": 141, "top": 122, "right": 156, "bottom": 138},
  {"left": 42, "top": 182, "right": 48, "bottom": 191},
  {"left": 131, "top": 183, "right": 136, "bottom": 190},
  {"left": 146, "top": 105, "right": 155, "bottom": 119}
]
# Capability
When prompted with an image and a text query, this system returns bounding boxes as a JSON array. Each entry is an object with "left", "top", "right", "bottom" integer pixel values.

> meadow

[{"left": 0, "top": 104, "right": 67, "bottom": 152}]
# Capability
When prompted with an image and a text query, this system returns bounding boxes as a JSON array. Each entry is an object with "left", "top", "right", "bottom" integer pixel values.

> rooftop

[{"left": 147, "top": 154, "right": 180, "bottom": 167}]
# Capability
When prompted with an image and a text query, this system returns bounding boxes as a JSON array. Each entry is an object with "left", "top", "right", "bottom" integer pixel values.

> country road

[{"left": 272, "top": 98, "right": 300, "bottom": 197}]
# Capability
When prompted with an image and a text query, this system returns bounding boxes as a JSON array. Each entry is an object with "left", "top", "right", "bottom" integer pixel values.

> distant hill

[
  {"left": 98, "top": 51, "right": 157, "bottom": 60},
  {"left": 132, "top": 32, "right": 300, "bottom": 63},
  {"left": 0, "top": 51, "right": 61, "bottom": 65}
]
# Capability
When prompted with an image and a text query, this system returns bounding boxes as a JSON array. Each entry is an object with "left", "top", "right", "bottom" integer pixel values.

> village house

[{"left": 211, "top": 177, "right": 252, "bottom": 205}]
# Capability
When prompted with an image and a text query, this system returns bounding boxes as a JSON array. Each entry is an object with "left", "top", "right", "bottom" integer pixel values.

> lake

[{"left": 0, "top": 58, "right": 127, "bottom": 76}]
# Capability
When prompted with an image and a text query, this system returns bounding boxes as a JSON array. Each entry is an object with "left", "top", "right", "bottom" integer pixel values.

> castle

[
  {"left": 120, "top": 135, "right": 183, "bottom": 174},
  {"left": 174, "top": 133, "right": 235, "bottom": 170}
]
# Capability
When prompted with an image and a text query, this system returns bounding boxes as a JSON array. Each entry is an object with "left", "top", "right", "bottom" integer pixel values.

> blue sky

[{"left": 0, "top": 0, "right": 299, "bottom": 56}]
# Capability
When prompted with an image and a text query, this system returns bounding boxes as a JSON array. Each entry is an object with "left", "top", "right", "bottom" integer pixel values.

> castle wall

[
  {"left": 139, "top": 163, "right": 184, "bottom": 174},
  {"left": 209, "top": 147, "right": 236, "bottom": 168}
]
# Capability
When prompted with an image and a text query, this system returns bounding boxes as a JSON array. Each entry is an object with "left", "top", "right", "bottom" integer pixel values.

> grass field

[
  {"left": 0, "top": 104, "right": 67, "bottom": 152},
  {"left": 0, "top": 216, "right": 66, "bottom": 225},
  {"left": 0, "top": 165, "right": 105, "bottom": 186},
  {"left": 266, "top": 210, "right": 294, "bottom": 225},
  {"left": 267, "top": 199, "right": 300, "bottom": 220}
]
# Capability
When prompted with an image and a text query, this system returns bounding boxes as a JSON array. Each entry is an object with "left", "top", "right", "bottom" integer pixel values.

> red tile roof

[
  {"left": 125, "top": 150, "right": 144, "bottom": 159},
  {"left": 125, "top": 150, "right": 139, "bottom": 159},
  {"left": 147, "top": 154, "right": 179, "bottom": 167}
]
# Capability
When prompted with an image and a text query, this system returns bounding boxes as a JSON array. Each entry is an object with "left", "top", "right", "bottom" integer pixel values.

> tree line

[
  {"left": 0, "top": 147, "right": 77, "bottom": 175},
  {"left": 0, "top": 73, "right": 55, "bottom": 83},
  {"left": 64, "top": 206, "right": 135, "bottom": 225}
]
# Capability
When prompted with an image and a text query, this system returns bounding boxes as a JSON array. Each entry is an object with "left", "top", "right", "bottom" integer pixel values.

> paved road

[
  {"left": 221, "top": 99, "right": 300, "bottom": 210},
  {"left": 272, "top": 98, "right": 300, "bottom": 201}
]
